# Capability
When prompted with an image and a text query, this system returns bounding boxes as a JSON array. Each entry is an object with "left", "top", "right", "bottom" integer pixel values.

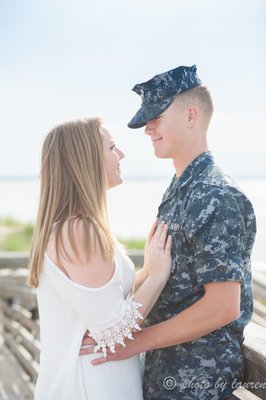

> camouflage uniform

[{"left": 143, "top": 151, "right": 256, "bottom": 400}]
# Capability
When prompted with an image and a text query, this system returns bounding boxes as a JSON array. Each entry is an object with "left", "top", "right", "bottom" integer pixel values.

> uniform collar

[
  {"left": 178, "top": 151, "right": 214, "bottom": 189},
  {"left": 165, "top": 151, "right": 214, "bottom": 197}
]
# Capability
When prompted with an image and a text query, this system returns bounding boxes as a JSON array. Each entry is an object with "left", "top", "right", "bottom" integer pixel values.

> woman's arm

[
  {"left": 132, "top": 221, "right": 172, "bottom": 319},
  {"left": 134, "top": 220, "right": 170, "bottom": 294},
  {"left": 134, "top": 267, "right": 148, "bottom": 291},
  {"left": 47, "top": 219, "right": 172, "bottom": 355}
]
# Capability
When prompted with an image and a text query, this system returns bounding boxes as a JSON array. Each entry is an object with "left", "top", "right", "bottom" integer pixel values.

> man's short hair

[{"left": 175, "top": 85, "right": 214, "bottom": 119}]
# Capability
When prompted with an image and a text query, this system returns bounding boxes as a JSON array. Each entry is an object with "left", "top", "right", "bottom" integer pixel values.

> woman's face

[{"left": 101, "top": 127, "right": 125, "bottom": 189}]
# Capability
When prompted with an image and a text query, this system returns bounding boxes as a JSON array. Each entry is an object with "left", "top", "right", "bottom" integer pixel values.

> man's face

[{"left": 144, "top": 100, "right": 188, "bottom": 161}]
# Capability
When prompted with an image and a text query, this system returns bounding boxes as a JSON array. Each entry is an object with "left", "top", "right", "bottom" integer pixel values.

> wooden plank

[
  {"left": 243, "top": 322, "right": 266, "bottom": 398},
  {"left": 2, "top": 316, "right": 40, "bottom": 359},
  {"left": 0, "top": 298, "right": 8, "bottom": 313},
  {"left": 1, "top": 301, "right": 39, "bottom": 334},
  {"left": 252, "top": 312, "right": 266, "bottom": 328},
  {"left": 233, "top": 387, "right": 262, "bottom": 399},
  {"left": 0, "top": 253, "right": 29, "bottom": 269},
  {"left": 253, "top": 271, "right": 266, "bottom": 300},
  {"left": 0, "top": 282, "right": 37, "bottom": 309},
  {"left": 252, "top": 297, "right": 266, "bottom": 328},
  {"left": 128, "top": 250, "right": 145, "bottom": 268},
  {"left": 5, "top": 333, "right": 39, "bottom": 382},
  {"left": 0, "top": 324, "right": 34, "bottom": 400},
  {"left": 0, "top": 267, "right": 29, "bottom": 281},
  {"left": 0, "top": 251, "right": 144, "bottom": 269},
  {"left": 9, "top": 304, "right": 39, "bottom": 335},
  {"left": 253, "top": 299, "right": 266, "bottom": 320}
]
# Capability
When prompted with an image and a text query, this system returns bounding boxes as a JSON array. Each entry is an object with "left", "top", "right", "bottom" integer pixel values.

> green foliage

[
  {"left": 119, "top": 238, "right": 145, "bottom": 250},
  {"left": 0, "top": 216, "right": 145, "bottom": 251},
  {"left": 2, "top": 232, "right": 32, "bottom": 251},
  {"left": 0, "top": 216, "right": 22, "bottom": 227},
  {"left": 0, "top": 217, "right": 34, "bottom": 252}
]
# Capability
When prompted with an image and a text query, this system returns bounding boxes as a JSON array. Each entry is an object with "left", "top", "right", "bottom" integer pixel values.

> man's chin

[{"left": 154, "top": 150, "right": 169, "bottom": 159}]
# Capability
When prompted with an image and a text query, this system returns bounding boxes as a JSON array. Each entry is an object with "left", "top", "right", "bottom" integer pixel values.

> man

[{"left": 82, "top": 65, "right": 256, "bottom": 399}]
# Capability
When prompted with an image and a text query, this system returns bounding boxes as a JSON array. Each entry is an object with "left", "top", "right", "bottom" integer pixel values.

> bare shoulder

[
  {"left": 46, "top": 219, "right": 115, "bottom": 288},
  {"left": 46, "top": 218, "right": 87, "bottom": 264}
]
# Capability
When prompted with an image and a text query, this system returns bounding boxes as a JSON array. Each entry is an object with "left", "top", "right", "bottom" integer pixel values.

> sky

[{"left": 0, "top": 0, "right": 265, "bottom": 179}]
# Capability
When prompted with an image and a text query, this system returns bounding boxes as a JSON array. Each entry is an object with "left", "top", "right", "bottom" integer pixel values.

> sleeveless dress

[{"left": 35, "top": 246, "right": 143, "bottom": 400}]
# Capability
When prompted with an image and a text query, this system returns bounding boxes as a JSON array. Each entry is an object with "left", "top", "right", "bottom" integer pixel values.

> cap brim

[{"left": 127, "top": 97, "right": 174, "bottom": 129}]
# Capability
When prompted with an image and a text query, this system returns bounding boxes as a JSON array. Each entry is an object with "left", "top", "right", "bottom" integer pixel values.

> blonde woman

[{"left": 28, "top": 117, "right": 172, "bottom": 400}]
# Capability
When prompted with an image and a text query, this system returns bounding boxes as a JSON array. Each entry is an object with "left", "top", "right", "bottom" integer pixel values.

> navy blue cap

[{"left": 128, "top": 65, "right": 202, "bottom": 129}]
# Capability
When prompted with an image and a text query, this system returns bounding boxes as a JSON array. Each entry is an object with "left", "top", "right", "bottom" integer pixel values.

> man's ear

[{"left": 187, "top": 106, "right": 198, "bottom": 127}]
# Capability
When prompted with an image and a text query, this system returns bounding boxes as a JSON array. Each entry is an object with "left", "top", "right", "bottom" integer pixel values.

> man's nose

[{"left": 145, "top": 121, "right": 154, "bottom": 135}]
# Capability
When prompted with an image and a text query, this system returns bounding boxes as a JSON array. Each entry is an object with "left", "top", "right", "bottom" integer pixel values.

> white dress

[{"left": 35, "top": 246, "right": 143, "bottom": 400}]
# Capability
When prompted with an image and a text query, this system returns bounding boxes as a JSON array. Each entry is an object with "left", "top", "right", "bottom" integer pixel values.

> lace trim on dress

[{"left": 89, "top": 295, "right": 143, "bottom": 357}]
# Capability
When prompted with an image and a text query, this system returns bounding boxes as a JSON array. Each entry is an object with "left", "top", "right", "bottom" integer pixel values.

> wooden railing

[
  {"left": 0, "top": 252, "right": 265, "bottom": 400},
  {"left": 253, "top": 267, "right": 266, "bottom": 329},
  {"left": 0, "top": 267, "right": 39, "bottom": 397}
]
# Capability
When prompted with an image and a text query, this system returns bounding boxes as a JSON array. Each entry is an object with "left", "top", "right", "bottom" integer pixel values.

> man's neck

[{"left": 173, "top": 144, "right": 209, "bottom": 178}]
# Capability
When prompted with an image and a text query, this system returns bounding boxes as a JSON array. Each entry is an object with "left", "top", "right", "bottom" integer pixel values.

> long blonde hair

[{"left": 27, "top": 117, "right": 115, "bottom": 288}]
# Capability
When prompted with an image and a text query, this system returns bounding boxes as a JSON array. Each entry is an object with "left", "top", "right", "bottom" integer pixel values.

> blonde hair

[
  {"left": 27, "top": 117, "right": 115, "bottom": 288},
  {"left": 175, "top": 85, "right": 214, "bottom": 124}
]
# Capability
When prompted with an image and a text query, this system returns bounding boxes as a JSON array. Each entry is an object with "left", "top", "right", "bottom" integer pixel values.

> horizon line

[{"left": 0, "top": 175, "right": 266, "bottom": 181}]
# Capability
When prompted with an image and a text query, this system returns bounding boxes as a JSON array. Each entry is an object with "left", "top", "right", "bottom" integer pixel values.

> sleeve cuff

[
  {"left": 196, "top": 255, "right": 244, "bottom": 285},
  {"left": 89, "top": 295, "right": 143, "bottom": 357}
]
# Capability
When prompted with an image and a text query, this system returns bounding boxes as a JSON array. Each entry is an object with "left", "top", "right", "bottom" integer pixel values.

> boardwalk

[
  {"left": 0, "top": 323, "right": 33, "bottom": 400},
  {"left": 0, "top": 254, "right": 265, "bottom": 400}
]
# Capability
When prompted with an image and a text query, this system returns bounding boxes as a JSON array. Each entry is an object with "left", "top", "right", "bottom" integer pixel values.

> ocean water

[{"left": 0, "top": 177, "right": 265, "bottom": 263}]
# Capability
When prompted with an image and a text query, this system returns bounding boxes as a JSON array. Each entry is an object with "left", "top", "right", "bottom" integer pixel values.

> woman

[{"left": 28, "top": 117, "right": 172, "bottom": 400}]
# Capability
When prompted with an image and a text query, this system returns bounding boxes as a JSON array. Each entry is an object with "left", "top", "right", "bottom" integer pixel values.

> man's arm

[
  {"left": 142, "top": 280, "right": 240, "bottom": 350},
  {"left": 81, "top": 280, "right": 240, "bottom": 364}
]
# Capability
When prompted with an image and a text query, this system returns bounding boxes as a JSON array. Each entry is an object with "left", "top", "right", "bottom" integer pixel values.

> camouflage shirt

[{"left": 143, "top": 151, "right": 256, "bottom": 400}]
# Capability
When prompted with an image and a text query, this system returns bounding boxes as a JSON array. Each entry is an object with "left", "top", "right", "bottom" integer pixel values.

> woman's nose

[{"left": 117, "top": 148, "right": 125, "bottom": 159}]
